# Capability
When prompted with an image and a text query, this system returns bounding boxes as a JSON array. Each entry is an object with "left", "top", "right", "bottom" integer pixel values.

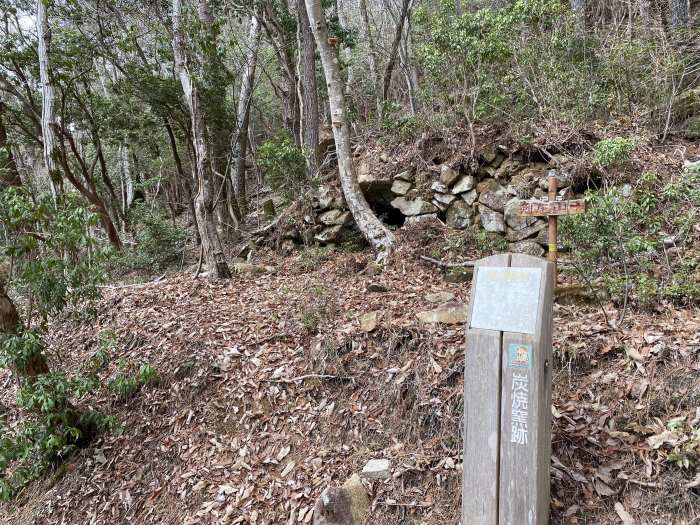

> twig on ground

[
  {"left": 264, "top": 374, "right": 353, "bottom": 384},
  {"left": 420, "top": 255, "right": 475, "bottom": 268}
]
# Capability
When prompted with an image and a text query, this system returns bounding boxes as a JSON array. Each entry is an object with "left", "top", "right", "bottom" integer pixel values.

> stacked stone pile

[{"left": 310, "top": 145, "right": 581, "bottom": 256}]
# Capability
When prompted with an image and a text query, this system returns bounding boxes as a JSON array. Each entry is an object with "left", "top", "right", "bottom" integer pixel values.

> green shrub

[
  {"left": 123, "top": 203, "right": 186, "bottom": 273},
  {"left": 593, "top": 137, "right": 637, "bottom": 168},
  {"left": 561, "top": 168, "right": 699, "bottom": 306},
  {"left": 258, "top": 133, "right": 308, "bottom": 201},
  {"left": 108, "top": 362, "right": 159, "bottom": 401},
  {"left": 0, "top": 189, "right": 110, "bottom": 323},
  {"left": 0, "top": 336, "right": 118, "bottom": 501}
]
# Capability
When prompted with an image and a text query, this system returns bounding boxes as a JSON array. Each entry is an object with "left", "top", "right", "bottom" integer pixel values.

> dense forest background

[{"left": 0, "top": 0, "right": 699, "bottom": 523}]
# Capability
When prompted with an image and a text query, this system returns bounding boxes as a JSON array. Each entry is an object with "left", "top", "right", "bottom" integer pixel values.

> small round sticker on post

[{"left": 508, "top": 344, "right": 532, "bottom": 369}]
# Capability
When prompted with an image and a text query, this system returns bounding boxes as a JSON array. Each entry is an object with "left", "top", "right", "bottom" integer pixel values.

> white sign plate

[{"left": 470, "top": 267, "right": 543, "bottom": 334}]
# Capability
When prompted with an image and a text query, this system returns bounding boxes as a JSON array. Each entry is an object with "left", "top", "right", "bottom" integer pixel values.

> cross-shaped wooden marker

[{"left": 517, "top": 171, "right": 587, "bottom": 282}]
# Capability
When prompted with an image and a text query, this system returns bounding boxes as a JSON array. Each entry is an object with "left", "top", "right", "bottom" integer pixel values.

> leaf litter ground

[{"left": 0, "top": 225, "right": 698, "bottom": 524}]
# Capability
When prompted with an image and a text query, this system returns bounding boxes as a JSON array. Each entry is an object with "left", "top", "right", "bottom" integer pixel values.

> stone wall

[{"left": 312, "top": 145, "right": 581, "bottom": 257}]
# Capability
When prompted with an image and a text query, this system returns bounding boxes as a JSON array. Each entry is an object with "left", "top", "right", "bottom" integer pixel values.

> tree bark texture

[
  {"left": 0, "top": 101, "right": 21, "bottom": 188},
  {"left": 173, "top": 0, "right": 231, "bottom": 278},
  {"left": 305, "top": 0, "right": 395, "bottom": 260},
  {"left": 36, "top": 0, "right": 62, "bottom": 200},
  {"left": 670, "top": 0, "right": 689, "bottom": 27},
  {"left": 297, "top": 0, "right": 320, "bottom": 178},
  {"left": 234, "top": 14, "right": 262, "bottom": 216}
]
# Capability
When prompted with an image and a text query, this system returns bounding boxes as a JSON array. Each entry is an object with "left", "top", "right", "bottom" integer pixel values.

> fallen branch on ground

[{"left": 420, "top": 255, "right": 475, "bottom": 268}]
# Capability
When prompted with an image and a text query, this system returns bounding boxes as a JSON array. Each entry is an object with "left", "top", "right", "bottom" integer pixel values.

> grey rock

[
  {"left": 432, "top": 198, "right": 449, "bottom": 213},
  {"left": 509, "top": 240, "right": 545, "bottom": 257},
  {"left": 446, "top": 200, "right": 474, "bottom": 229},
  {"left": 315, "top": 225, "right": 345, "bottom": 243},
  {"left": 440, "top": 165, "right": 461, "bottom": 186},
  {"left": 451, "top": 175, "right": 476, "bottom": 194},
  {"left": 425, "top": 291, "right": 456, "bottom": 303},
  {"left": 313, "top": 474, "right": 369, "bottom": 525},
  {"left": 416, "top": 302, "right": 469, "bottom": 324},
  {"left": 394, "top": 170, "right": 414, "bottom": 182},
  {"left": 434, "top": 193, "right": 457, "bottom": 206},
  {"left": 391, "top": 197, "right": 438, "bottom": 216},
  {"left": 478, "top": 205, "right": 506, "bottom": 233},
  {"left": 361, "top": 459, "right": 391, "bottom": 480},
  {"left": 431, "top": 181, "right": 449, "bottom": 193},
  {"left": 404, "top": 213, "right": 440, "bottom": 226},
  {"left": 367, "top": 282, "right": 389, "bottom": 293},
  {"left": 479, "top": 190, "right": 509, "bottom": 212},
  {"left": 319, "top": 209, "right": 352, "bottom": 226},
  {"left": 506, "top": 221, "right": 547, "bottom": 242},
  {"left": 476, "top": 178, "right": 503, "bottom": 194},
  {"left": 317, "top": 185, "right": 334, "bottom": 210},
  {"left": 391, "top": 179, "right": 412, "bottom": 195},
  {"left": 479, "top": 165, "right": 498, "bottom": 178},
  {"left": 461, "top": 190, "right": 478, "bottom": 206}
]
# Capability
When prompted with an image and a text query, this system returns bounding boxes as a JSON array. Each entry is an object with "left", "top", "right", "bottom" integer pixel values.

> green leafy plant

[
  {"left": 593, "top": 137, "right": 637, "bottom": 169},
  {"left": 108, "top": 362, "right": 159, "bottom": 401},
  {"left": 561, "top": 167, "right": 699, "bottom": 307}
]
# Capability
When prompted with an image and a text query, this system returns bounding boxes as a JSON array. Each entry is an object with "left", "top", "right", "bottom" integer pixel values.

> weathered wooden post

[{"left": 463, "top": 253, "right": 554, "bottom": 524}]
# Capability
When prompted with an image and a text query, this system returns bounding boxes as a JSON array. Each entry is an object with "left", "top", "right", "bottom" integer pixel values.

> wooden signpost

[
  {"left": 517, "top": 172, "right": 587, "bottom": 283},
  {"left": 463, "top": 253, "right": 554, "bottom": 525}
]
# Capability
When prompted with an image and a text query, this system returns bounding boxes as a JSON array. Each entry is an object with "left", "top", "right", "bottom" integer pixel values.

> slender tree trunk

[
  {"left": 173, "top": 0, "right": 231, "bottom": 278},
  {"left": 305, "top": 0, "right": 395, "bottom": 260},
  {"left": 670, "top": 0, "right": 689, "bottom": 27},
  {"left": 234, "top": 14, "right": 262, "bottom": 216},
  {"left": 121, "top": 144, "right": 134, "bottom": 214},
  {"left": 381, "top": 0, "right": 412, "bottom": 106},
  {"left": 165, "top": 119, "right": 201, "bottom": 246},
  {"left": 297, "top": 0, "right": 320, "bottom": 177},
  {"left": 0, "top": 102, "right": 21, "bottom": 188},
  {"left": 36, "top": 0, "right": 62, "bottom": 200},
  {"left": 359, "top": 0, "right": 380, "bottom": 112}
]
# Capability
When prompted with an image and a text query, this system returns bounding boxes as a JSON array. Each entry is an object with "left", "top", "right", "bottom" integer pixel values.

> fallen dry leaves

[{"left": 0, "top": 228, "right": 697, "bottom": 525}]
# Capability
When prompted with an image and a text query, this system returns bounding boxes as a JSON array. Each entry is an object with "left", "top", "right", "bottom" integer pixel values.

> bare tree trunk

[
  {"left": 120, "top": 144, "right": 134, "bottom": 215},
  {"left": 234, "top": 13, "right": 262, "bottom": 216},
  {"left": 670, "top": 0, "right": 689, "bottom": 27},
  {"left": 0, "top": 102, "right": 21, "bottom": 188},
  {"left": 359, "top": 0, "right": 380, "bottom": 112},
  {"left": 381, "top": 0, "right": 412, "bottom": 106},
  {"left": 173, "top": 0, "right": 231, "bottom": 278},
  {"left": 165, "top": 119, "right": 201, "bottom": 246},
  {"left": 36, "top": 0, "right": 62, "bottom": 200},
  {"left": 305, "top": 0, "right": 395, "bottom": 260},
  {"left": 297, "top": 0, "right": 320, "bottom": 177}
]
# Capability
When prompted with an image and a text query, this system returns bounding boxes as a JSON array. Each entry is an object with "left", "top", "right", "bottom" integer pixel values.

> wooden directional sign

[
  {"left": 463, "top": 253, "right": 554, "bottom": 525},
  {"left": 517, "top": 173, "right": 588, "bottom": 282},
  {"left": 517, "top": 198, "right": 586, "bottom": 217}
]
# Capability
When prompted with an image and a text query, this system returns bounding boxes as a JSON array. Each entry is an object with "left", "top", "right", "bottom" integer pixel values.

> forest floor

[{"left": 0, "top": 223, "right": 699, "bottom": 525}]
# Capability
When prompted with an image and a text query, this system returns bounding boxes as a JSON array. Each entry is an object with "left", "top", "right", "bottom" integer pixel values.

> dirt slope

[{"left": 0, "top": 226, "right": 698, "bottom": 524}]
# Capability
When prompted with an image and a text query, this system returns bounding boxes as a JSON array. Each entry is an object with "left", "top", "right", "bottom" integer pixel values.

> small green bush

[
  {"left": 593, "top": 137, "right": 637, "bottom": 168},
  {"left": 258, "top": 133, "right": 307, "bottom": 201},
  {"left": 561, "top": 168, "right": 699, "bottom": 306},
  {"left": 108, "top": 362, "right": 159, "bottom": 401}
]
